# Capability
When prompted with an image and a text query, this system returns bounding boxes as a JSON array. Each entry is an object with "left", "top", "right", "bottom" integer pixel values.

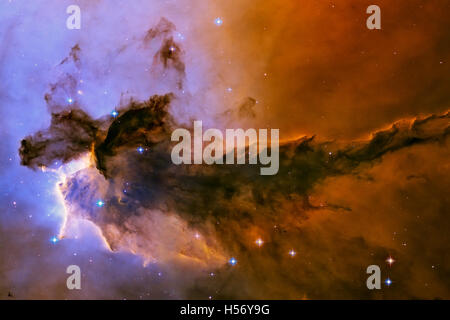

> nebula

[{"left": 1, "top": 0, "right": 449, "bottom": 299}]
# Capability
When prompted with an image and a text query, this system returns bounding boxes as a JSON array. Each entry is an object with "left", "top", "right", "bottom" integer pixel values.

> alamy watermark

[
  {"left": 66, "top": 265, "right": 81, "bottom": 290},
  {"left": 171, "top": 121, "right": 279, "bottom": 175},
  {"left": 66, "top": 5, "right": 81, "bottom": 30}
]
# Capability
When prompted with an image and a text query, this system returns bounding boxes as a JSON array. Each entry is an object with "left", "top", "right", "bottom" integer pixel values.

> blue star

[
  {"left": 111, "top": 110, "right": 118, "bottom": 117},
  {"left": 176, "top": 32, "right": 185, "bottom": 40},
  {"left": 385, "top": 278, "right": 392, "bottom": 286},
  {"left": 137, "top": 146, "right": 145, "bottom": 154},
  {"left": 229, "top": 257, "right": 237, "bottom": 266},
  {"left": 50, "top": 236, "right": 59, "bottom": 244},
  {"left": 66, "top": 97, "right": 74, "bottom": 104},
  {"left": 96, "top": 200, "right": 104, "bottom": 207},
  {"left": 214, "top": 17, "right": 223, "bottom": 26}
]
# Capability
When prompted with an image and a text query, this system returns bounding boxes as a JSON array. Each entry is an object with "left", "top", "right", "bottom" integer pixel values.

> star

[
  {"left": 111, "top": 110, "right": 119, "bottom": 117},
  {"left": 229, "top": 257, "right": 237, "bottom": 266},
  {"left": 214, "top": 17, "right": 223, "bottom": 26},
  {"left": 289, "top": 249, "right": 296, "bottom": 257},
  {"left": 255, "top": 238, "right": 264, "bottom": 247},
  {"left": 386, "top": 256, "right": 395, "bottom": 266},
  {"left": 137, "top": 146, "right": 144, "bottom": 154},
  {"left": 96, "top": 200, "right": 104, "bottom": 207},
  {"left": 176, "top": 32, "right": 185, "bottom": 40},
  {"left": 66, "top": 97, "right": 73, "bottom": 104},
  {"left": 50, "top": 236, "right": 59, "bottom": 244},
  {"left": 385, "top": 278, "right": 392, "bottom": 286}
]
